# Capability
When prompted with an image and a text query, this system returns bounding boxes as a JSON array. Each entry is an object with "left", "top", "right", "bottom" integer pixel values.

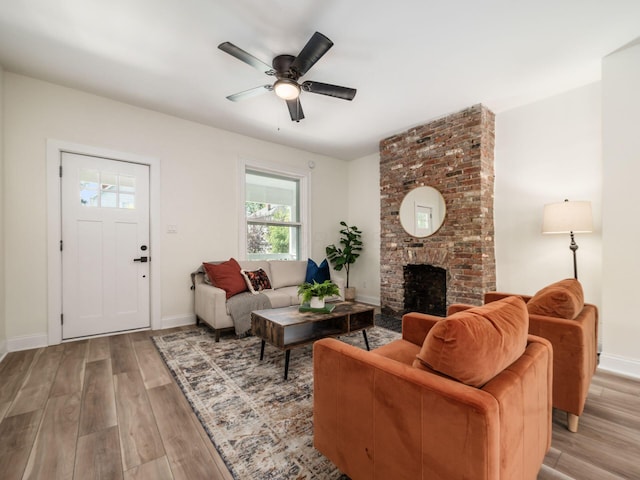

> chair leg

[{"left": 567, "top": 412, "right": 579, "bottom": 433}]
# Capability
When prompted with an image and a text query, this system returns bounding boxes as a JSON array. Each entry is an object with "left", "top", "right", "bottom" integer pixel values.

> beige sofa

[{"left": 194, "top": 260, "right": 344, "bottom": 341}]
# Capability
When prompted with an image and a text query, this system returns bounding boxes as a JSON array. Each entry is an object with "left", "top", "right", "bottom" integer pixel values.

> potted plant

[
  {"left": 297, "top": 280, "right": 340, "bottom": 309},
  {"left": 326, "top": 221, "right": 363, "bottom": 301}
]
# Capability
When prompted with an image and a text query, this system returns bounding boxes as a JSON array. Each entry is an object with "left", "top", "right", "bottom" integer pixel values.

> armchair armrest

[
  {"left": 485, "top": 292, "right": 532, "bottom": 304},
  {"left": 447, "top": 303, "right": 475, "bottom": 315},
  {"left": 528, "top": 304, "right": 598, "bottom": 416},
  {"left": 400, "top": 312, "right": 444, "bottom": 346}
]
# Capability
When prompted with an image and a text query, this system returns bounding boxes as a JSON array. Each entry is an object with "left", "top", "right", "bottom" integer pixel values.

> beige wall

[
  {"left": 0, "top": 65, "right": 6, "bottom": 356},
  {"left": 346, "top": 152, "right": 381, "bottom": 305},
  {"left": 494, "top": 83, "right": 603, "bottom": 308},
  {"left": 601, "top": 39, "right": 640, "bottom": 377},
  {"left": 3, "top": 72, "right": 348, "bottom": 346}
]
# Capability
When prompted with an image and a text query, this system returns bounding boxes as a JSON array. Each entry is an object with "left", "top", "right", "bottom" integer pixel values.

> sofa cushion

[
  {"left": 262, "top": 290, "right": 292, "bottom": 309},
  {"left": 202, "top": 258, "right": 247, "bottom": 299},
  {"left": 268, "top": 261, "right": 307, "bottom": 289},
  {"left": 416, "top": 296, "right": 529, "bottom": 387},
  {"left": 373, "top": 339, "right": 421, "bottom": 366},
  {"left": 241, "top": 268, "right": 272, "bottom": 294},
  {"left": 274, "top": 285, "right": 302, "bottom": 305},
  {"left": 526, "top": 278, "right": 584, "bottom": 319},
  {"left": 305, "top": 258, "right": 331, "bottom": 284}
]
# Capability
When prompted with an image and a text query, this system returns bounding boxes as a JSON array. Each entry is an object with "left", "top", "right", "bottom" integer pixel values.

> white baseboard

[
  {"left": 7, "top": 333, "right": 48, "bottom": 352},
  {"left": 161, "top": 313, "right": 196, "bottom": 330},
  {"left": 355, "top": 294, "right": 380, "bottom": 306},
  {"left": 0, "top": 339, "right": 7, "bottom": 363},
  {"left": 598, "top": 352, "right": 640, "bottom": 380}
]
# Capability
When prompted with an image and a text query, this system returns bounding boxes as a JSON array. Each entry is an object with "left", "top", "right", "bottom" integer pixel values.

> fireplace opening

[{"left": 403, "top": 264, "right": 446, "bottom": 316}]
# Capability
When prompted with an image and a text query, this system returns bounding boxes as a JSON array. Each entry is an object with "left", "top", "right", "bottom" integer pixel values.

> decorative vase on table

[{"left": 310, "top": 296, "right": 325, "bottom": 309}]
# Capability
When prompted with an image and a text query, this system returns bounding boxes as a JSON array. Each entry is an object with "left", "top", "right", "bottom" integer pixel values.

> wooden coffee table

[{"left": 251, "top": 301, "right": 375, "bottom": 379}]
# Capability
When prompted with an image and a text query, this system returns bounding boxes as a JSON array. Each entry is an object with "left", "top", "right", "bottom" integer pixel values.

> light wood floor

[
  {"left": 0, "top": 327, "right": 232, "bottom": 480},
  {"left": 0, "top": 328, "right": 638, "bottom": 480}
]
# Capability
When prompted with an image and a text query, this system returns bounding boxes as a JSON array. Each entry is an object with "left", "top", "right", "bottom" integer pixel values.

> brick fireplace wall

[{"left": 380, "top": 104, "right": 496, "bottom": 316}]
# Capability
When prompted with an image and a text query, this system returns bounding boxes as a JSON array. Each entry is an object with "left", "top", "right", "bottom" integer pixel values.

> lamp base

[{"left": 569, "top": 231, "right": 578, "bottom": 280}]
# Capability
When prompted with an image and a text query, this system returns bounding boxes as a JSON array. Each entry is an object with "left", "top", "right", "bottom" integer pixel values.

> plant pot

[
  {"left": 310, "top": 296, "right": 325, "bottom": 309},
  {"left": 344, "top": 287, "right": 356, "bottom": 301}
]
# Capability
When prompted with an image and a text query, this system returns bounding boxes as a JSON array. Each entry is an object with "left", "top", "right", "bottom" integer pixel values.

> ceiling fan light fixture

[{"left": 274, "top": 79, "right": 300, "bottom": 100}]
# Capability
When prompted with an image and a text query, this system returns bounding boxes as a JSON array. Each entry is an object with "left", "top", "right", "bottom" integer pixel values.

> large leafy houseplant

[{"left": 325, "top": 221, "right": 363, "bottom": 289}]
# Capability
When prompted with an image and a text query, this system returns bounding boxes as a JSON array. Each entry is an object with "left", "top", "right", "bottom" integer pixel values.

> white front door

[{"left": 61, "top": 152, "right": 150, "bottom": 339}]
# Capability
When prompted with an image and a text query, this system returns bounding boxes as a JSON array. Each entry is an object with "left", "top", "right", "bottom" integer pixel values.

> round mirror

[{"left": 399, "top": 186, "right": 446, "bottom": 237}]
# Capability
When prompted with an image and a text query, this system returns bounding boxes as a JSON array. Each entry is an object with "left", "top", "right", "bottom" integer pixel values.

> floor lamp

[{"left": 542, "top": 199, "right": 593, "bottom": 280}]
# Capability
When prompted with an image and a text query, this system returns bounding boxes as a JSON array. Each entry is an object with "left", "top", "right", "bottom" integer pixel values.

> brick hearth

[{"left": 379, "top": 104, "right": 496, "bottom": 317}]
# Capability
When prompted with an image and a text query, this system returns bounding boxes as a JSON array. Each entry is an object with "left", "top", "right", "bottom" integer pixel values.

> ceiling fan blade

[
  {"left": 286, "top": 98, "right": 305, "bottom": 122},
  {"left": 302, "top": 81, "right": 356, "bottom": 100},
  {"left": 218, "top": 42, "right": 275, "bottom": 75},
  {"left": 226, "top": 85, "right": 273, "bottom": 102},
  {"left": 290, "top": 32, "right": 333, "bottom": 77}
]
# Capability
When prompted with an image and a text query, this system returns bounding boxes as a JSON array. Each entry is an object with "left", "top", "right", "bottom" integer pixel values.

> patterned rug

[{"left": 152, "top": 325, "right": 401, "bottom": 479}]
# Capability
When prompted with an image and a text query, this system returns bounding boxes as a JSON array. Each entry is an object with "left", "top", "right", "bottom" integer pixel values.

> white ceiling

[{"left": 0, "top": 0, "right": 639, "bottom": 160}]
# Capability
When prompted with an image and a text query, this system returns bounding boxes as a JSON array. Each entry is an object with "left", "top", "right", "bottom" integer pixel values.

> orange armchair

[
  {"left": 484, "top": 279, "right": 598, "bottom": 433},
  {"left": 314, "top": 296, "right": 553, "bottom": 480}
]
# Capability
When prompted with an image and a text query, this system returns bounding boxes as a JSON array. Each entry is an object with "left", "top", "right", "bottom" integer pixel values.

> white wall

[
  {"left": 494, "top": 83, "right": 602, "bottom": 310},
  {"left": 346, "top": 152, "right": 381, "bottom": 305},
  {"left": 601, "top": 39, "right": 640, "bottom": 378},
  {"left": 0, "top": 65, "right": 6, "bottom": 357},
  {"left": 3, "top": 73, "right": 348, "bottom": 346}
]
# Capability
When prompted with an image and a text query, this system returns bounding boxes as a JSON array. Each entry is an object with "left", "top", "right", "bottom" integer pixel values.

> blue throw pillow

[{"left": 305, "top": 258, "right": 331, "bottom": 284}]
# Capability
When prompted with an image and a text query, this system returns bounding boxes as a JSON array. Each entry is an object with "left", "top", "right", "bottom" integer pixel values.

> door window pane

[
  {"left": 80, "top": 169, "right": 100, "bottom": 206},
  {"left": 119, "top": 175, "right": 136, "bottom": 193},
  {"left": 79, "top": 170, "right": 136, "bottom": 209},
  {"left": 119, "top": 193, "right": 135, "bottom": 209},
  {"left": 118, "top": 175, "right": 136, "bottom": 208},
  {"left": 101, "top": 191, "right": 117, "bottom": 208}
]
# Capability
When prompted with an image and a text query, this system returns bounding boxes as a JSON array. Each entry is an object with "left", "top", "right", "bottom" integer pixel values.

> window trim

[{"left": 238, "top": 158, "right": 310, "bottom": 261}]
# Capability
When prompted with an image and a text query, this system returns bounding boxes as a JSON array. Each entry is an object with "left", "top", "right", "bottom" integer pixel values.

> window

[
  {"left": 79, "top": 169, "right": 136, "bottom": 209},
  {"left": 242, "top": 165, "right": 308, "bottom": 260}
]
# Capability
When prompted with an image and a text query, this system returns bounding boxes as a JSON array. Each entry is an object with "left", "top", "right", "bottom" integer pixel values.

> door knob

[{"left": 133, "top": 256, "right": 148, "bottom": 263}]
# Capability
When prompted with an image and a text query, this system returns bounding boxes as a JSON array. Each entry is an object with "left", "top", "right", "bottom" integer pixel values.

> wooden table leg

[
  {"left": 260, "top": 339, "right": 265, "bottom": 361},
  {"left": 362, "top": 329, "right": 370, "bottom": 351},
  {"left": 284, "top": 350, "right": 291, "bottom": 380}
]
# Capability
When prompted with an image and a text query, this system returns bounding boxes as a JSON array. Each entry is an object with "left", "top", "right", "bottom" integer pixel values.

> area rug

[{"left": 152, "top": 326, "right": 401, "bottom": 479}]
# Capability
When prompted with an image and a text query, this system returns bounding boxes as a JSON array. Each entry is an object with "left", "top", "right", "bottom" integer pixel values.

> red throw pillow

[
  {"left": 527, "top": 278, "right": 584, "bottom": 319},
  {"left": 202, "top": 258, "right": 247, "bottom": 299},
  {"left": 415, "top": 296, "right": 529, "bottom": 387}
]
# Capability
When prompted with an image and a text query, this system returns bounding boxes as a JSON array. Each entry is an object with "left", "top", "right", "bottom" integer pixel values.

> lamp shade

[{"left": 542, "top": 200, "right": 593, "bottom": 234}]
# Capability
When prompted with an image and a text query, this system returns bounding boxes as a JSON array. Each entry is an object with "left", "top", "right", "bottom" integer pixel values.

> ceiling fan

[{"left": 218, "top": 32, "right": 356, "bottom": 122}]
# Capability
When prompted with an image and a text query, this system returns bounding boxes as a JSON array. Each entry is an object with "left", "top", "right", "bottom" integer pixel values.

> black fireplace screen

[{"left": 403, "top": 264, "right": 446, "bottom": 316}]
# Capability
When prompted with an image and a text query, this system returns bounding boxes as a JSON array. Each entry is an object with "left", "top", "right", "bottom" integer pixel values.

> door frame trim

[{"left": 46, "top": 140, "right": 162, "bottom": 345}]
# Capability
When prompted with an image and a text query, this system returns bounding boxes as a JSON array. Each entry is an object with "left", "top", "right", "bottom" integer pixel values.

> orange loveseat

[
  {"left": 314, "top": 296, "right": 553, "bottom": 480},
  {"left": 484, "top": 279, "right": 598, "bottom": 432}
]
